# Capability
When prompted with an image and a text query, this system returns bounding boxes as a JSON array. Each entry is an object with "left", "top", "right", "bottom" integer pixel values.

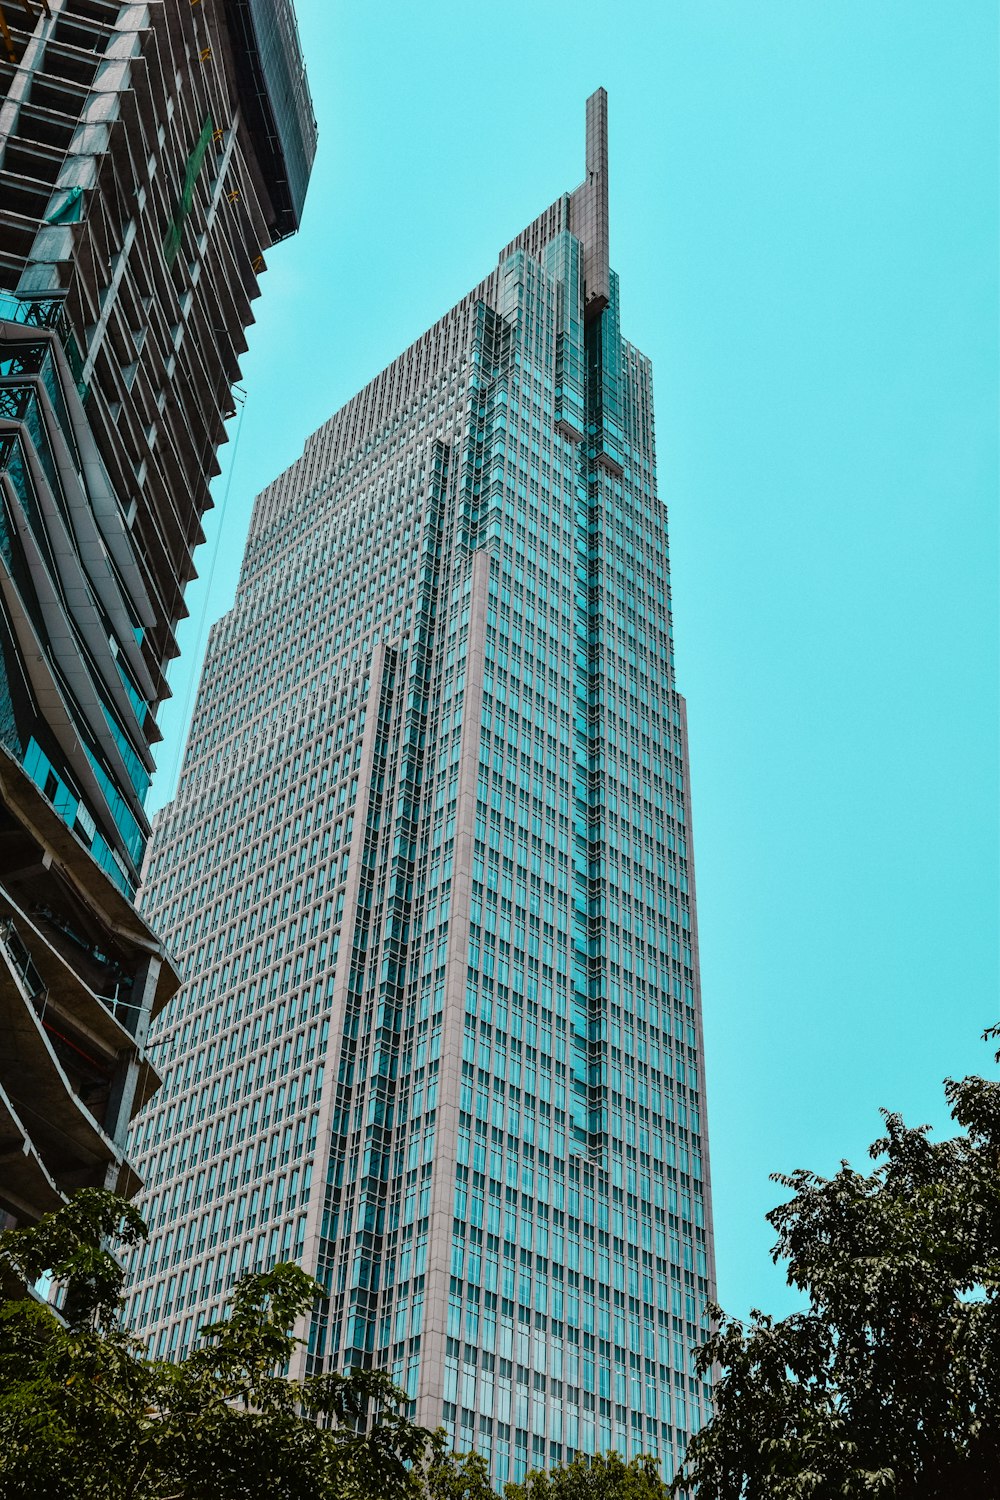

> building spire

[{"left": 571, "top": 86, "right": 610, "bottom": 318}]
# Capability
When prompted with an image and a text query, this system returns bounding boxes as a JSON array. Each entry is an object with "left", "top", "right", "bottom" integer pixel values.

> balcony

[{"left": 0, "top": 917, "right": 120, "bottom": 1197}]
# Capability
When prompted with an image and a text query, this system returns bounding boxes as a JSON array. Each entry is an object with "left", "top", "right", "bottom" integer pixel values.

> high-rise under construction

[{"left": 0, "top": 0, "right": 315, "bottom": 1230}]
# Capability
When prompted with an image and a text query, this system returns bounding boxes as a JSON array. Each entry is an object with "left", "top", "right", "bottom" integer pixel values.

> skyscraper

[
  {"left": 126, "top": 91, "right": 715, "bottom": 1485},
  {"left": 0, "top": 0, "right": 315, "bottom": 1230}
]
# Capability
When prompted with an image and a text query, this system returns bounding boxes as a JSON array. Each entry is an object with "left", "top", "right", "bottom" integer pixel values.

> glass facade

[
  {"left": 0, "top": 328, "right": 153, "bottom": 894},
  {"left": 226, "top": 0, "right": 318, "bottom": 236},
  {"left": 125, "top": 90, "right": 715, "bottom": 1487}
]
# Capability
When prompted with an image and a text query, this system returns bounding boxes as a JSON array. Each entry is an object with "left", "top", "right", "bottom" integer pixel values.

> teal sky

[{"left": 152, "top": 2, "right": 999, "bottom": 1322}]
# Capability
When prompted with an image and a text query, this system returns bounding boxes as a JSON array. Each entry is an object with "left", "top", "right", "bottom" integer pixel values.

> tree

[
  {"left": 671, "top": 1029, "right": 1000, "bottom": 1499},
  {"left": 0, "top": 1189, "right": 450, "bottom": 1498},
  {"left": 506, "top": 1452, "right": 671, "bottom": 1500},
  {"left": 423, "top": 1441, "right": 496, "bottom": 1500}
]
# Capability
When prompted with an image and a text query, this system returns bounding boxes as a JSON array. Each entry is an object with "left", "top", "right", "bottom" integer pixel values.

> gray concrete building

[
  {"left": 126, "top": 92, "right": 715, "bottom": 1486},
  {"left": 0, "top": 0, "right": 315, "bottom": 1233}
]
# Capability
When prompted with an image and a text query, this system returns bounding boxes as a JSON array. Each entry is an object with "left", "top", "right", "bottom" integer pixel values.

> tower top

[
  {"left": 499, "top": 89, "right": 610, "bottom": 320},
  {"left": 570, "top": 88, "right": 610, "bottom": 317}
]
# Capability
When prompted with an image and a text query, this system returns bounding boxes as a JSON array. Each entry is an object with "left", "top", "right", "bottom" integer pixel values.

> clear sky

[{"left": 152, "top": 1, "right": 999, "bottom": 1323}]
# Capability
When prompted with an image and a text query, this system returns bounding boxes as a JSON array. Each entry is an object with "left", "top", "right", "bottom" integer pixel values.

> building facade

[
  {"left": 126, "top": 91, "right": 715, "bottom": 1486},
  {"left": 0, "top": 0, "right": 315, "bottom": 1232}
]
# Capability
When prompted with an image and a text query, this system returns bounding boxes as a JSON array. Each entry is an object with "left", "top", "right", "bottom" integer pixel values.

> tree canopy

[
  {"left": 7, "top": 1031, "right": 999, "bottom": 1498},
  {"left": 506, "top": 1452, "right": 671, "bottom": 1500},
  {"left": 672, "top": 1029, "right": 1000, "bottom": 1499},
  {"left": 0, "top": 1189, "right": 479, "bottom": 1499}
]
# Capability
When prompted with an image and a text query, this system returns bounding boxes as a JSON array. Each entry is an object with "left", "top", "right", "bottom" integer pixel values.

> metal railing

[{"left": 0, "top": 913, "right": 48, "bottom": 1016}]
